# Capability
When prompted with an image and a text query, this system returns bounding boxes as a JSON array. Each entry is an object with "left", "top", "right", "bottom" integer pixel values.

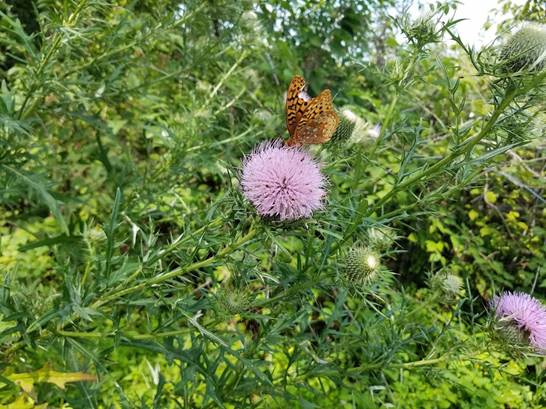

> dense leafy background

[{"left": 1, "top": 1, "right": 545, "bottom": 408}]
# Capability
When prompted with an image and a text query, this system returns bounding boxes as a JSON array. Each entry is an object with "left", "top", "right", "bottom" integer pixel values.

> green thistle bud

[
  {"left": 367, "top": 226, "right": 396, "bottom": 251},
  {"left": 494, "top": 318, "right": 528, "bottom": 347},
  {"left": 241, "top": 11, "right": 258, "bottom": 27},
  {"left": 500, "top": 25, "right": 546, "bottom": 72},
  {"left": 406, "top": 13, "right": 440, "bottom": 47},
  {"left": 331, "top": 109, "right": 357, "bottom": 142},
  {"left": 490, "top": 316, "right": 530, "bottom": 357},
  {"left": 429, "top": 272, "right": 464, "bottom": 302},
  {"left": 343, "top": 246, "right": 381, "bottom": 286},
  {"left": 214, "top": 284, "right": 252, "bottom": 316}
]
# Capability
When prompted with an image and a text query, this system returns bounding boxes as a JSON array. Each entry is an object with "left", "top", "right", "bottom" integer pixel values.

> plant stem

[
  {"left": 91, "top": 227, "right": 258, "bottom": 308},
  {"left": 18, "top": 0, "right": 88, "bottom": 120},
  {"left": 311, "top": 358, "right": 444, "bottom": 377},
  {"left": 329, "top": 54, "right": 420, "bottom": 256},
  {"left": 56, "top": 328, "right": 191, "bottom": 340},
  {"left": 398, "top": 356, "right": 447, "bottom": 368},
  {"left": 370, "top": 54, "right": 419, "bottom": 156}
]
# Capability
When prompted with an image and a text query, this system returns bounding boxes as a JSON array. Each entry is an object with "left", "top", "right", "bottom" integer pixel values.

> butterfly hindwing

[{"left": 287, "top": 89, "right": 339, "bottom": 146}]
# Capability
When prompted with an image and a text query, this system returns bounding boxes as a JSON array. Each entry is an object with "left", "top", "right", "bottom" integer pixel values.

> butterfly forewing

[
  {"left": 286, "top": 76, "right": 309, "bottom": 138},
  {"left": 287, "top": 89, "right": 339, "bottom": 146}
]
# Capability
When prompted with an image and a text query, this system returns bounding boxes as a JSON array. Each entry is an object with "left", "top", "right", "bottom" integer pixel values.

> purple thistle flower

[
  {"left": 492, "top": 291, "right": 546, "bottom": 352},
  {"left": 241, "top": 140, "right": 326, "bottom": 221}
]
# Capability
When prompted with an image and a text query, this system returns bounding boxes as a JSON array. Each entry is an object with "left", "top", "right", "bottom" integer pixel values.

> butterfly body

[{"left": 285, "top": 75, "right": 339, "bottom": 146}]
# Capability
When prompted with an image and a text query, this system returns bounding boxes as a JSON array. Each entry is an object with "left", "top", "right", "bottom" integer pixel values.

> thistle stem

[
  {"left": 56, "top": 328, "right": 191, "bottom": 340},
  {"left": 91, "top": 227, "right": 257, "bottom": 308}
]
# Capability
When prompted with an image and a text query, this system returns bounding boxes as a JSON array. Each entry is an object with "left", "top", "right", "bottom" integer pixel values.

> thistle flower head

[
  {"left": 491, "top": 291, "right": 546, "bottom": 353},
  {"left": 331, "top": 109, "right": 357, "bottom": 142},
  {"left": 500, "top": 25, "right": 546, "bottom": 72},
  {"left": 341, "top": 109, "right": 381, "bottom": 145},
  {"left": 342, "top": 246, "right": 381, "bottom": 286},
  {"left": 443, "top": 274, "right": 464, "bottom": 296},
  {"left": 241, "top": 141, "right": 326, "bottom": 221},
  {"left": 406, "top": 12, "right": 440, "bottom": 47},
  {"left": 367, "top": 226, "right": 396, "bottom": 251},
  {"left": 429, "top": 271, "right": 464, "bottom": 302},
  {"left": 241, "top": 10, "right": 258, "bottom": 24},
  {"left": 214, "top": 284, "right": 253, "bottom": 316}
]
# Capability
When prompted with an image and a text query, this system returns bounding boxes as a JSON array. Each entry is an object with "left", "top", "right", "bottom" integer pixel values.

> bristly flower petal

[{"left": 241, "top": 140, "right": 326, "bottom": 221}]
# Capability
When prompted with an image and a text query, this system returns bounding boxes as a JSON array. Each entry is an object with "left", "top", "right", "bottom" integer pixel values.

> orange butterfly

[{"left": 285, "top": 75, "right": 339, "bottom": 146}]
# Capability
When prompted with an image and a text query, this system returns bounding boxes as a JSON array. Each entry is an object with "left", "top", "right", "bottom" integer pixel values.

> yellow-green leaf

[
  {"left": 484, "top": 191, "right": 497, "bottom": 204},
  {"left": 2, "top": 395, "right": 48, "bottom": 409},
  {"left": 425, "top": 240, "right": 444, "bottom": 253},
  {"left": 2, "top": 395, "right": 47, "bottom": 409},
  {"left": 6, "top": 366, "right": 96, "bottom": 394},
  {"left": 480, "top": 226, "right": 494, "bottom": 237},
  {"left": 506, "top": 211, "right": 519, "bottom": 221}
]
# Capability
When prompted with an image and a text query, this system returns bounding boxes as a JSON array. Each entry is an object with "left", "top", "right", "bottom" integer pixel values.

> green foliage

[
  {"left": 1, "top": 1, "right": 545, "bottom": 408},
  {"left": 257, "top": 0, "right": 395, "bottom": 65}
]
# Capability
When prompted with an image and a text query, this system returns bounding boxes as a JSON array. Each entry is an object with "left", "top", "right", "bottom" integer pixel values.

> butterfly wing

[
  {"left": 287, "top": 89, "right": 339, "bottom": 146},
  {"left": 286, "top": 76, "right": 309, "bottom": 138}
]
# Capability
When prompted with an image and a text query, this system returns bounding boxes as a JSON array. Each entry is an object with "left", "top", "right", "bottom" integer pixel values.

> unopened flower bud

[
  {"left": 214, "top": 284, "right": 252, "bottom": 316},
  {"left": 368, "top": 226, "right": 396, "bottom": 251},
  {"left": 406, "top": 12, "right": 440, "bottom": 47},
  {"left": 500, "top": 25, "right": 546, "bottom": 72},
  {"left": 343, "top": 246, "right": 381, "bottom": 285},
  {"left": 429, "top": 272, "right": 464, "bottom": 302},
  {"left": 331, "top": 109, "right": 357, "bottom": 142}
]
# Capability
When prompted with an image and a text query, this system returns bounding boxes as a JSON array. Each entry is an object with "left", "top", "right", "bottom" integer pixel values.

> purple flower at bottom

[
  {"left": 492, "top": 291, "right": 546, "bottom": 352},
  {"left": 241, "top": 141, "right": 326, "bottom": 221}
]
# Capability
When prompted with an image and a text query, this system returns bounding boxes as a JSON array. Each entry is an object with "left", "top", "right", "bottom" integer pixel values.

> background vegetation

[{"left": 1, "top": 0, "right": 545, "bottom": 407}]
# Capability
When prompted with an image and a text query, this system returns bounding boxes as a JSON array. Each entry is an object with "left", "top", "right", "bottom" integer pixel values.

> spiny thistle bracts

[
  {"left": 214, "top": 284, "right": 253, "bottom": 316},
  {"left": 429, "top": 271, "right": 464, "bottom": 303},
  {"left": 342, "top": 246, "right": 381, "bottom": 286},
  {"left": 331, "top": 109, "right": 357, "bottom": 142},
  {"left": 406, "top": 12, "right": 441, "bottom": 48},
  {"left": 500, "top": 25, "right": 546, "bottom": 72}
]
